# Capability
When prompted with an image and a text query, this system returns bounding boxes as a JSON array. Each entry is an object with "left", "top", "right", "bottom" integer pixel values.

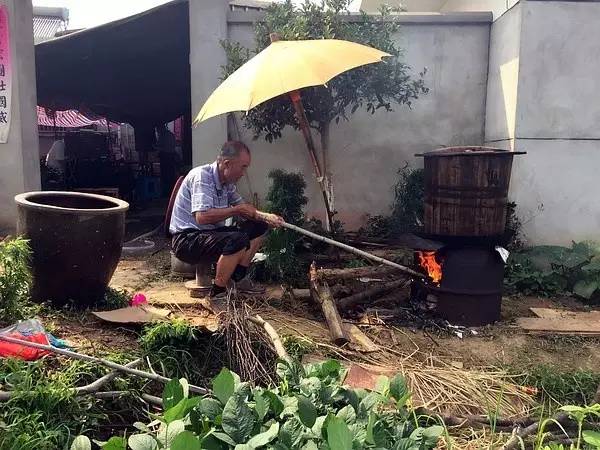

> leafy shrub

[
  {"left": 505, "top": 241, "right": 600, "bottom": 300},
  {"left": 254, "top": 170, "right": 310, "bottom": 286},
  {"left": 74, "top": 359, "right": 445, "bottom": 449},
  {"left": 0, "top": 237, "right": 32, "bottom": 324}
]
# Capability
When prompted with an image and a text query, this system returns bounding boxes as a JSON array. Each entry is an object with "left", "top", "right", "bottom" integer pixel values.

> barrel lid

[{"left": 415, "top": 146, "right": 526, "bottom": 157}]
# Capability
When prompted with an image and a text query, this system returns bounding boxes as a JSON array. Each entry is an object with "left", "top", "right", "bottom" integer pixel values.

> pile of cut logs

[{"left": 293, "top": 262, "right": 411, "bottom": 345}]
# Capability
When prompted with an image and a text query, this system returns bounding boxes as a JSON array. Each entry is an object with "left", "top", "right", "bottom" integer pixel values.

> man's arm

[{"left": 195, "top": 203, "right": 257, "bottom": 225}]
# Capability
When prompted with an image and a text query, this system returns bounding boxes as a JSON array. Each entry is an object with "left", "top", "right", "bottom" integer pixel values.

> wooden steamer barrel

[{"left": 416, "top": 146, "right": 525, "bottom": 238}]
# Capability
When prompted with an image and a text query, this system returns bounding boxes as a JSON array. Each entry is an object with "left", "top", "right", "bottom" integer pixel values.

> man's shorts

[{"left": 171, "top": 220, "right": 269, "bottom": 265}]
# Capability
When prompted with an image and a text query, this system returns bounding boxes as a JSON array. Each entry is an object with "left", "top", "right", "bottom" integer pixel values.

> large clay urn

[{"left": 15, "top": 191, "right": 129, "bottom": 306}]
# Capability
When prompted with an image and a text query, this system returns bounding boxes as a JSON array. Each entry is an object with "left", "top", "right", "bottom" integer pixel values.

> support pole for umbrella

[{"left": 270, "top": 33, "right": 335, "bottom": 230}]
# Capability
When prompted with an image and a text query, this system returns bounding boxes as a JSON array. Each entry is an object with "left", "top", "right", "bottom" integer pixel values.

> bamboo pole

[
  {"left": 0, "top": 335, "right": 208, "bottom": 395},
  {"left": 280, "top": 221, "right": 422, "bottom": 278}
]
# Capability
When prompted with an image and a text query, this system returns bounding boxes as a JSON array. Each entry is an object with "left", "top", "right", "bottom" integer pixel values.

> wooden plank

[
  {"left": 517, "top": 317, "right": 600, "bottom": 335},
  {"left": 530, "top": 307, "right": 600, "bottom": 320}
]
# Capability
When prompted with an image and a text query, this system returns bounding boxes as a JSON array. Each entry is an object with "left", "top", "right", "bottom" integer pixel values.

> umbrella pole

[
  {"left": 288, "top": 90, "right": 335, "bottom": 229},
  {"left": 269, "top": 33, "right": 335, "bottom": 230}
]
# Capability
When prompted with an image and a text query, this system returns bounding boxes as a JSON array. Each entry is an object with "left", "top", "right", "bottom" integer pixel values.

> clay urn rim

[{"left": 15, "top": 191, "right": 129, "bottom": 215}]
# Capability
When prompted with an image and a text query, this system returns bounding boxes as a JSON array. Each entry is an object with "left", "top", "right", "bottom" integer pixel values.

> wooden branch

[
  {"left": 500, "top": 412, "right": 570, "bottom": 450},
  {"left": 0, "top": 335, "right": 208, "bottom": 395},
  {"left": 316, "top": 265, "right": 402, "bottom": 281},
  {"left": 247, "top": 314, "right": 291, "bottom": 363},
  {"left": 310, "top": 262, "right": 350, "bottom": 345},
  {"left": 94, "top": 391, "right": 163, "bottom": 406},
  {"left": 0, "top": 359, "right": 143, "bottom": 401},
  {"left": 337, "top": 279, "right": 410, "bottom": 310}
]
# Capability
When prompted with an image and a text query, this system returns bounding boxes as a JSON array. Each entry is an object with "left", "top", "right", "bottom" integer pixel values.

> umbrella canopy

[{"left": 194, "top": 39, "right": 390, "bottom": 124}]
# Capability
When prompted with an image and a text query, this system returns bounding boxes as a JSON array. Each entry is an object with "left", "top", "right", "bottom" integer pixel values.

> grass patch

[
  {"left": 0, "top": 349, "right": 147, "bottom": 450},
  {"left": 511, "top": 364, "right": 600, "bottom": 412}
]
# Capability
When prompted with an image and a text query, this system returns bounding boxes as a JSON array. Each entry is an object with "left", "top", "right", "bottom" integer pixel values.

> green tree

[{"left": 223, "top": 0, "right": 428, "bottom": 226}]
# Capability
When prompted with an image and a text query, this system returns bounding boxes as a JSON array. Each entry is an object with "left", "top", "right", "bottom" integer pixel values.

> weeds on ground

[
  {"left": 505, "top": 241, "right": 600, "bottom": 300},
  {"left": 139, "top": 319, "right": 226, "bottom": 386},
  {"left": 0, "top": 349, "right": 149, "bottom": 450},
  {"left": 512, "top": 364, "right": 600, "bottom": 413},
  {"left": 281, "top": 335, "right": 316, "bottom": 361}
]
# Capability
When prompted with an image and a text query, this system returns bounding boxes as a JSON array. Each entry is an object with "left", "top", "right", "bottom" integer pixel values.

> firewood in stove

[
  {"left": 337, "top": 279, "right": 410, "bottom": 311},
  {"left": 309, "top": 262, "right": 350, "bottom": 345}
]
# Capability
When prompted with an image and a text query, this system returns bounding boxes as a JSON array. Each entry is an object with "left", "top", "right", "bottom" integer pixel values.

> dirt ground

[{"left": 48, "top": 237, "right": 600, "bottom": 373}]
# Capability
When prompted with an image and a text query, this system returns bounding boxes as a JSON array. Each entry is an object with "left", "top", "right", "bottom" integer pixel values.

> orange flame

[{"left": 417, "top": 251, "right": 443, "bottom": 285}]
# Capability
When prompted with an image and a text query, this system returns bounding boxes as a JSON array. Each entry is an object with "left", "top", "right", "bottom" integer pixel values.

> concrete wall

[
  {"left": 359, "top": 0, "right": 518, "bottom": 19},
  {"left": 221, "top": 13, "right": 491, "bottom": 227},
  {"left": 505, "top": 1, "right": 600, "bottom": 245},
  {"left": 189, "top": 0, "right": 228, "bottom": 168},
  {"left": 0, "top": 0, "right": 40, "bottom": 234},
  {"left": 484, "top": 1, "right": 522, "bottom": 148}
]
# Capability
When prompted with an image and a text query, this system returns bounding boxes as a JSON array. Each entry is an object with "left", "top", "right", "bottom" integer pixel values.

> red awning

[{"left": 37, "top": 106, "right": 118, "bottom": 129}]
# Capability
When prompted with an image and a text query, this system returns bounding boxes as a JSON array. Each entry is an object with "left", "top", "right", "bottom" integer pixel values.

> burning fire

[{"left": 417, "top": 251, "right": 443, "bottom": 285}]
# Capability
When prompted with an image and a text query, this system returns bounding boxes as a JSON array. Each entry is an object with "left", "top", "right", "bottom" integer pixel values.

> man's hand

[
  {"left": 234, "top": 203, "right": 258, "bottom": 220},
  {"left": 256, "top": 211, "right": 285, "bottom": 228}
]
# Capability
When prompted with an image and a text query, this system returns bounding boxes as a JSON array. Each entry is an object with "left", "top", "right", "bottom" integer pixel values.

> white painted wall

[
  {"left": 0, "top": 0, "right": 40, "bottom": 234},
  {"left": 506, "top": 1, "right": 600, "bottom": 245},
  {"left": 223, "top": 15, "right": 491, "bottom": 227},
  {"left": 484, "top": 1, "right": 521, "bottom": 147}
]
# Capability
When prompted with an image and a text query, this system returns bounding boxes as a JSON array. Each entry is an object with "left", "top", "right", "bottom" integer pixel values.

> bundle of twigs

[{"left": 220, "top": 293, "right": 282, "bottom": 386}]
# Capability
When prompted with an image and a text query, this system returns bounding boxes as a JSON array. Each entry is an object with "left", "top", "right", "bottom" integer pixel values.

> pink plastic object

[{"left": 130, "top": 293, "right": 147, "bottom": 307}]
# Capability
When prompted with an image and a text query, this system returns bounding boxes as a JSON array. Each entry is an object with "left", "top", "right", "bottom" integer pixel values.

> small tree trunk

[{"left": 319, "top": 121, "right": 334, "bottom": 231}]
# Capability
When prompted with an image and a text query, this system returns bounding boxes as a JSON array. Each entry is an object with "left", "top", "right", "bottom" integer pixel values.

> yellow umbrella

[
  {"left": 194, "top": 36, "right": 390, "bottom": 228},
  {"left": 194, "top": 38, "right": 390, "bottom": 124}
]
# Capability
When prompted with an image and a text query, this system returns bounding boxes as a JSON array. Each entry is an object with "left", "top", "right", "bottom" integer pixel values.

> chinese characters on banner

[{"left": 0, "top": 5, "right": 10, "bottom": 143}]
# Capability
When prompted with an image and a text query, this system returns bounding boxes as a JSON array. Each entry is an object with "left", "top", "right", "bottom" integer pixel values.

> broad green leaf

[
  {"left": 583, "top": 430, "right": 600, "bottom": 447},
  {"left": 222, "top": 393, "right": 257, "bottom": 443},
  {"left": 422, "top": 425, "right": 444, "bottom": 447},
  {"left": 358, "top": 392, "right": 384, "bottom": 417},
  {"left": 133, "top": 422, "right": 151, "bottom": 433},
  {"left": 179, "top": 378, "right": 190, "bottom": 398},
  {"left": 297, "top": 395, "right": 317, "bottom": 427},
  {"left": 200, "top": 397, "right": 224, "bottom": 420},
  {"left": 164, "top": 397, "right": 202, "bottom": 423},
  {"left": 301, "top": 441, "right": 319, "bottom": 450},
  {"left": 336, "top": 405, "right": 356, "bottom": 424},
  {"left": 327, "top": 416, "right": 353, "bottom": 450},
  {"left": 157, "top": 419, "right": 185, "bottom": 447},
  {"left": 212, "top": 432, "right": 237, "bottom": 446},
  {"left": 128, "top": 434, "right": 158, "bottom": 450},
  {"left": 280, "top": 396, "right": 299, "bottom": 418},
  {"left": 394, "top": 438, "right": 418, "bottom": 450},
  {"left": 234, "top": 445, "right": 253, "bottom": 450},
  {"left": 573, "top": 279, "right": 598, "bottom": 299},
  {"left": 255, "top": 392, "right": 268, "bottom": 420},
  {"left": 213, "top": 368, "right": 236, "bottom": 405},
  {"left": 247, "top": 422, "right": 280, "bottom": 448},
  {"left": 163, "top": 378, "right": 185, "bottom": 410},
  {"left": 390, "top": 374, "right": 410, "bottom": 405},
  {"left": 262, "top": 391, "right": 284, "bottom": 417},
  {"left": 299, "top": 377, "right": 323, "bottom": 397},
  {"left": 100, "top": 437, "right": 127, "bottom": 450},
  {"left": 71, "top": 436, "right": 92, "bottom": 450},
  {"left": 312, "top": 416, "right": 328, "bottom": 439},
  {"left": 279, "top": 417, "right": 305, "bottom": 448},
  {"left": 374, "top": 376, "right": 390, "bottom": 396},
  {"left": 171, "top": 431, "right": 202, "bottom": 450},
  {"left": 340, "top": 388, "right": 360, "bottom": 412},
  {"left": 200, "top": 433, "right": 227, "bottom": 450}
]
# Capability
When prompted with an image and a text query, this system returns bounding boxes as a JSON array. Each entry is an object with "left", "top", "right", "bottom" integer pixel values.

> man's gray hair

[{"left": 218, "top": 141, "right": 250, "bottom": 160}]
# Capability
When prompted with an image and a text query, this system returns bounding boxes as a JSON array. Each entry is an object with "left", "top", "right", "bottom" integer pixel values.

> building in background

[{"left": 33, "top": 6, "right": 68, "bottom": 43}]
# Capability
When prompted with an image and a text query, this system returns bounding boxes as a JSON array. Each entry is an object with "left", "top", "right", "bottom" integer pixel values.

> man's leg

[{"left": 214, "top": 249, "right": 245, "bottom": 288}]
